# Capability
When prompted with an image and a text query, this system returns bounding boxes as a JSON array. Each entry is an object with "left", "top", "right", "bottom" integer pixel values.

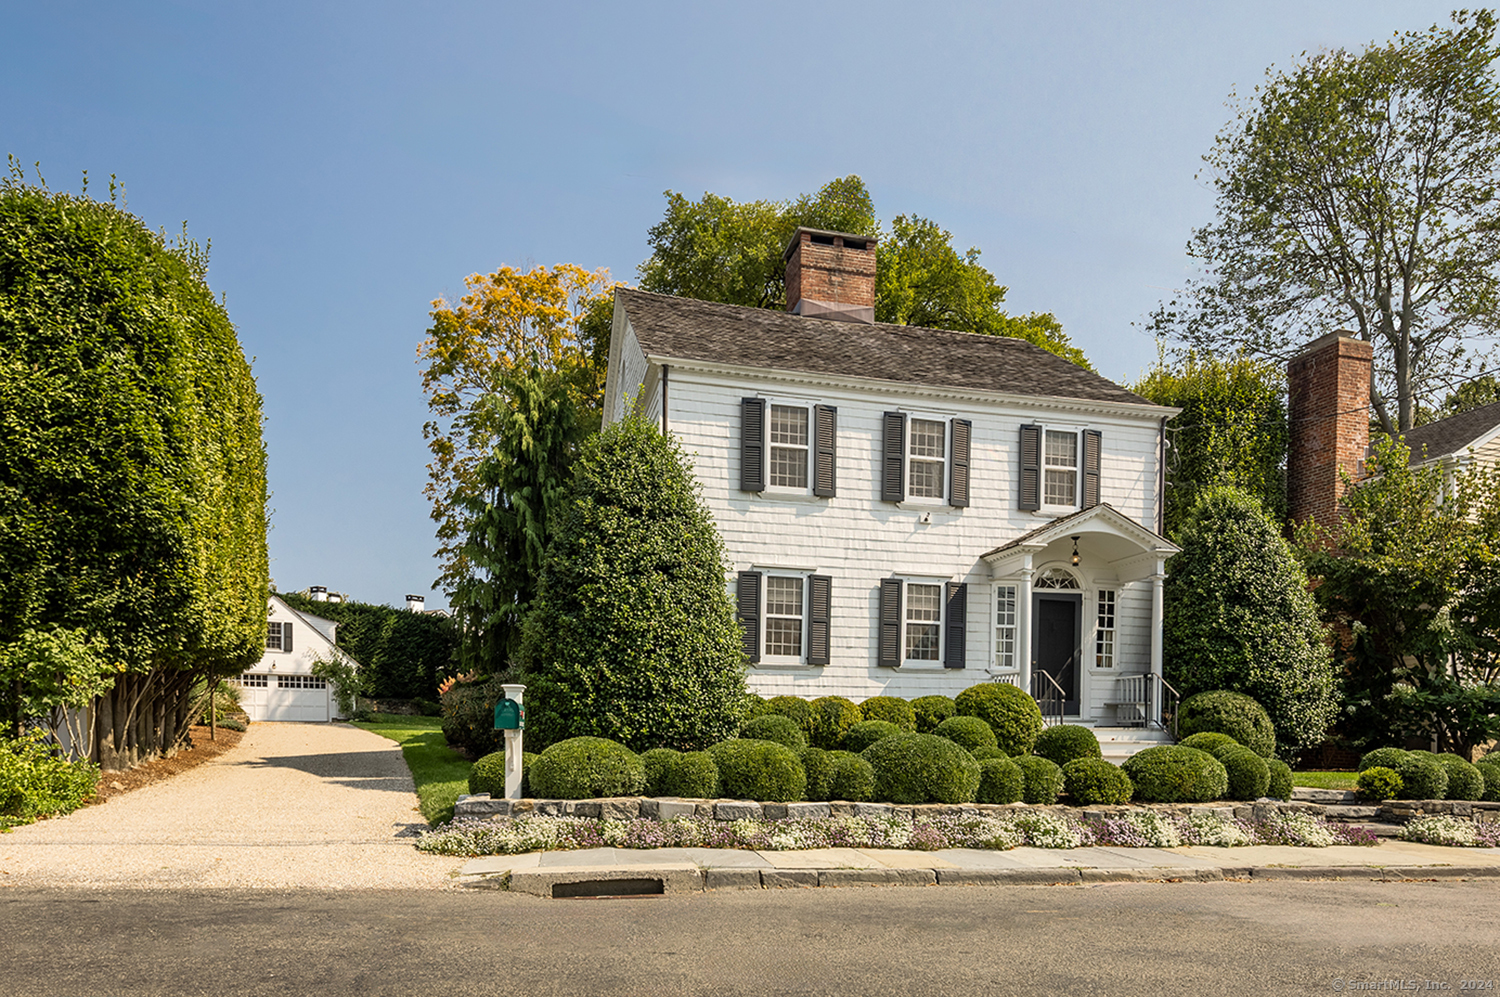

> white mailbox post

[{"left": 501, "top": 683, "right": 525, "bottom": 800}]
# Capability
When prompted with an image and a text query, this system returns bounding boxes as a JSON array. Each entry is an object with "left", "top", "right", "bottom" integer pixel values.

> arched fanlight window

[{"left": 1034, "top": 567, "right": 1080, "bottom": 590}]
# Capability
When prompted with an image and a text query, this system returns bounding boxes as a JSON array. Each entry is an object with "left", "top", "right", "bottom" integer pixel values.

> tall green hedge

[
  {"left": 0, "top": 173, "right": 267, "bottom": 769},
  {"left": 520, "top": 417, "right": 746, "bottom": 752},
  {"left": 281, "top": 593, "right": 457, "bottom": 700}
]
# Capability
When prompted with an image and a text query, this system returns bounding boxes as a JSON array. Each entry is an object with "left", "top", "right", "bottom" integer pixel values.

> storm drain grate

[{"left": 552, "top": 877, "right": 666, "bottom": 899}]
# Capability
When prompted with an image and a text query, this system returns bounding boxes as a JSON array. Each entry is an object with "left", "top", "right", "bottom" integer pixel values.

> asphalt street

[{"left": 5, "top": 879, "right": 1499, "bottom": 997}]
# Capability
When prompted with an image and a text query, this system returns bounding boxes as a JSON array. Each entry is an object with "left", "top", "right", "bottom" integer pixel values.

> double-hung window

[
  {"left": 764, "top": 576, "right": 805, "bottom": 658},
  {"left": 266, "top": 621, "right": 292, "bottom": 652},
  {"left": 904, "top": 583, "right": 942, "bottom": 661},
  {"left": 995, "top": 585, "right": 1018, "bottom": 670},
  {"left": 741, "top": 398, "right": 837, "bottom": 496},
  {"left": 1095, "top": 590, "right": 1117, "bottom": 668},
  {"left": 736, "top": 570, "right": 831, "bottom": 666},
  {"left": 908, "top": 420, "right": 946, "bottom": 499},
  {"left": 877, "top": 577, "right": 968, "bottom": 668},
  {"left": 881, "top": 413, "right": 971, "bottom": 507},
  {"left": 767, "top": 406, "right": 809, "bottom": 489},
  {"left": 1043, "top": 430, "right": 1078, "bottom": 506},
  {"left": 1019, "top": 425, "right": 1101, "bottom": 511}
]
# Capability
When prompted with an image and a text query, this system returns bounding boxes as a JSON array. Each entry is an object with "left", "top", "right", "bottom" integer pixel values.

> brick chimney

[
  {"left": 1287, "top": 332, "right": 1373, "bottom": 530},
  {"left": 783, "top": 227, "right": 877, "bottom": 324}
]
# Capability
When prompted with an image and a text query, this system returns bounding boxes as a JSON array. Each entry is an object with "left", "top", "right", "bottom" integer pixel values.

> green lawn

[
  {"left": 1290, "top": 770, "right": 1357, "bottom": 790},
  {"left": 352, "top": 713, "right": 470, "bottom": 826}
]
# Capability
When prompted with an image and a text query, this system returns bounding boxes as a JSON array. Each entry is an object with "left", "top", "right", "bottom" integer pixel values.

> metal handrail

[
  {"left": 1031, "top": 654, "right": 1074, "bottom": 728},
  {"left": 1153, "top": 674, "right": 1181, "bottom": 737}
]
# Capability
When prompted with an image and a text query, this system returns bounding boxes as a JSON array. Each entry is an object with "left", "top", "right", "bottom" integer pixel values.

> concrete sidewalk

[{"left": 459, "top": 839, "right": 1500, "bottom": 897}]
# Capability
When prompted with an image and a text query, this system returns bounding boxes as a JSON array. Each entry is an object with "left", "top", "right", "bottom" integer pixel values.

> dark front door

[{"left": 1034, "top": 595, "right": 1081, "bottom": 716}]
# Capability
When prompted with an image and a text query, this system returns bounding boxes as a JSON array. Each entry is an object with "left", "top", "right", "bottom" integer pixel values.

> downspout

[
  {"left": 661, "top": 364, "right": 669, "bottom": 435},
  {"left": 1156, "top": 415, "right": 1168, "bottom": 535}
]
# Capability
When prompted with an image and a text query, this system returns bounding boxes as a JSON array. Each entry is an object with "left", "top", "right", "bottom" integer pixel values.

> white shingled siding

[{"left": 652, "top": 365, "right": 1165, "bottom": 705}]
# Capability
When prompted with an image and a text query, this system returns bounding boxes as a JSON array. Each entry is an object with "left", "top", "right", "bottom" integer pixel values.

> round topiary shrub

[
  {"left": 528, "top": 737, "right": 646, "bottom": 800},
  {"left": 859, "top": 696, "right": 917, "bottom": 731},
  {"left": 1436, "top": 753, "right": 1485, "bottom": 801},
  {"left": 1062, "top": 757, "right": 1134, "bottom": 805},
  {"left": 1212, "top": 745, "right": 1270, "bottom": 801},
  {"left": 954, "top": 683, "right": 1044, "bottom": 756},
  {"left": 708, "top": 739, "right": 806, "bottom": 802},
  {"left": 1121, "top": 745, "right": 1229, "bottom": 803},
  {"left": 1013, "top": 755, "right": 1064, "bottom": 804},
  {"left": 641, "top": 748, "right": 681, "bottom": 796},
  {"left": 742, "top": 694, "right": 772, "bottom": 722},
  {"left": 842, "top": 720, "right": 902, "bottom": 753},
  {"left": 801, "top": 747, "right": 836, "bottom": 801},
  {"left": 1176, "top": 690, "right": 1276, "bottom": 758},
  {"left": 1358, "top": 747, "right": 1409, "bottom": 772},
  {"left": 807, "top": 750, "right": 875, "bottom": 802},
  {"left": 661, "top": 750, "right": 718, "bottom": 798},
  {"left": 971, "top": 746, "right": 1010, "bottom": 761},
  {"left": 807, "top": 696, "right": 862, "bottom": 750},
  {"left": 976, "top": 756, "right": 1025, "bottom": 804},
  {"left": 860, "top": 733, "right": 981, "bottom": 804},
  {"left": 740, "top": 714, "right": 808, "bottom": 752},
  {"left": 1265, "top": 758, "right": 1293, "bottom": 801},
  {"left": 1475, "top": 760, "right": 1500, "bottom": 802},
  {"left": 1393, "top": 753, "right": 1448, "bottom": 801},
  {"left": 911, "top": 695, "right": 957, "bottom": 734},
  {"left": 1034, "top": 724, "right": 1103, "bottom": 766},
  {"left": 468, "top": 749, "right": 508, "bottom": 796},
  {"left": 1356, "top": 766, "right": 1403, "bottom": 801},
  {"left": 1178, "top": 732, "right": 1240, "bottom": 755},
  {"left": 764, "top": 695, "right": 815, "bottom": 734},
  {"left": 933, "top": 716, "right": 998, "bottom": 754}
]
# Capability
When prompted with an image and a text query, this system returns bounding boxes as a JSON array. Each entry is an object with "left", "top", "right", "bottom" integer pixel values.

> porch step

[{"left": 1091, "top": 727, "right": 1174, "bottom": 762}]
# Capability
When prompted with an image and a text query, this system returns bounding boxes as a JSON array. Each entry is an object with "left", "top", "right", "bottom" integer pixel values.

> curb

[{"left": 459, "top": 861, "right": 1500, "bottom": 896}]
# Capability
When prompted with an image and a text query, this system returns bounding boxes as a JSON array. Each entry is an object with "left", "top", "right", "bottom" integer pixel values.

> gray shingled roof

[
  {"left": 618, "top": 288, "right": 1155, "bottom": 406},
  {"left": 1398, "top": 400, "right": 1500, "bottom": 462}
]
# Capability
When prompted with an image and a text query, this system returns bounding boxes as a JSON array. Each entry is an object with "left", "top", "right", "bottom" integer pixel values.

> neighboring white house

[
  {"left": 1399, "top": 399, "right": 1500, "bottom": 486},
  {"left": 601, "top": 227, "right": 1181, "bottom": 734},
  {"left": 230, "top": 594, "right": 356, "bottom": 722}
]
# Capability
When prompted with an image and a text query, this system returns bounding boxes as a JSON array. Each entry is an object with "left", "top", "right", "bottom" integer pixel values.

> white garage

[{"left": 233, "top": 594, "right": 357, "bottom": 722}]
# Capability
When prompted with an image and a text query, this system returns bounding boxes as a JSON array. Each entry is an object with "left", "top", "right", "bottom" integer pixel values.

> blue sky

[{"left": 2, "top": 1, "right": 1459, "bottom": 610}]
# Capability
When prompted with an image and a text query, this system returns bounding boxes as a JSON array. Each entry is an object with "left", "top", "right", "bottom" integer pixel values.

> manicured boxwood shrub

[
  {"left": 1476, "top": 760, "right": 1500, "bottom": 802},
  {"left": 1176, "top": 690, "right": 1276, "bottom": 758},
  {"left": 859, "top": 696, "right": 917, "bottom": 731},
  {"left": 1121, "top": 745, "right": 1228, "bottom": 803},
  {"left": 661, "top": 750, "right": 718, "bottom": 798},
  {"left": 1358, "top": 747, "right": 1409, "bottom": 772},
  {"left": 1356, "top": 766, "right": 1403, "bottom": 801},
  {"left": 641, "top": 748, "right": 681, "bottom": 796},
  {"left": 469, "top": 750, "right": 508, "bottom": 796},
  {"left": 971, "top": 746, "right": 1010, "bottom": 761},
  {"left": 1436, "top": 753, "right": 1484, "bottom": 801},
  {"left": 740, "top": 714, "right": 807, "bottom": 752},
  {"left": 742, "top": 694, "right": 771, "bottom": 722},
  {"left": 1212, "top": 745, "right": 1270, "bottom": 801},
  {"left": 1062, "top": 758, "right": 1133, "bottom": 805},
  {"left": 976, "top": 756, "right": 1024, "bottom": 804},
  {"left": 954, "top": 683, "right": 1044, "bottom": 756},
  {"left": 1393, "top": 753, "right": 1448, "bottom": 800},
  {"left": 528, "top": 737, "right": 646, "bottom": 799},
  {"left": 861, "top": 733, "right": 981, "bottom": 804},
  {"left": 808, "top": 696, "right": 862, "bottom": 750},
  {"left": 1034, "top": 724, "right": 1102, "bottom": 766},
  {"left": 764, "top": 695, "right": 815, "bottom": 734},
  {"left": 1013, "top": 755, "right": 1063, "bottom": 804},
  {"left": 1265, "top": 758, "right": 1293, "bottom": 801},
  {"left": 708, "top": 739, "right": 806, "bottom": 802},
  {"left": 842, "top": 720, "right": 902, "bottom": 753},
  {"left": 933, "top": 716, "right": 998, "bottom": 754},
  {"left": 1178, "top": 732, "right": 1240, "bottom": 755},
  {"left": 911, "top": 695, "right": 956, "bottom": 734},
  {"left": 803, "top": 748, "right": 875, "bottom": 802}
]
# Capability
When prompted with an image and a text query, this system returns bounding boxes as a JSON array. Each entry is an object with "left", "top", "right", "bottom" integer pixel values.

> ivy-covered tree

[
  {"left": 1164, "top": 487, "right": 1339, "bottom": 760},
  {"left": 519, "top": 416, "right": 747, "bottom": 753},
  {"left": 1131, "top": 351, "right": 1288, "bottom": 533},
  {"left": 0, "top": 168, "right": 268, "bottom": 769}
]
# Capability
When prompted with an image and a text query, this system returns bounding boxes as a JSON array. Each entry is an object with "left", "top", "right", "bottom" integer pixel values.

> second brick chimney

[
  {"left": 784, "top": 227, "right": 877, "bottom": 324},
  {"left": 1287, "top": 332, "right": 1373, "bottom": 530}
]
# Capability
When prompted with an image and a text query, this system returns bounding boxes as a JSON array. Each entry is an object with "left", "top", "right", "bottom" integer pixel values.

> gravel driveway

[{"left": 0, "top": 723, "right": 463, "bottom": 889}]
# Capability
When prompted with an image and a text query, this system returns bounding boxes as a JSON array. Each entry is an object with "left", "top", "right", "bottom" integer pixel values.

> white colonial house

[
  {"left": 231, "top": 594, "right": 357, "bottom": 722},
  {"left": 602, "top": 228, "right": 1181, "bottom": 750}
]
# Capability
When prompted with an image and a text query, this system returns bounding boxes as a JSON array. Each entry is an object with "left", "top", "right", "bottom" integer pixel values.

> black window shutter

[
  {"left": 283, "top": 622, "right": 293, "bottom": 653},
  {"left": 736, "top": 571, "right": 762, "bottom": 663},
  {"left": 1082, "top": 429, "right": 1102, "bottom": 508},
  {"left": 740, "top": 398, "right": 766, "bottom": 492},
  {"left": 808, "top": 574, "right": 832, "bottom": 666},
  {"left": 944, "top": 582, "right": 967, "bottom": 669},
  {"left": 949, "top": 418, "right": 971, "bottom": 508},
  {"left": 1019, "top": 424, "right": 1042, "bottom": 511},
  {"left": 813, "top": 405, "right": 837, "bottom": 497},
  {"left": 878, "top": 578, "right": 903, "bottom": 668},
  {"left": 881, "top": 412, "right": 906, "bottom": 503}
]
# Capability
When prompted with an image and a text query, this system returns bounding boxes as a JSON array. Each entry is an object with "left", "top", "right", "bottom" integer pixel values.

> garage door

[{"left": 235, "top": 673, "right": 331, "bottom": 722}]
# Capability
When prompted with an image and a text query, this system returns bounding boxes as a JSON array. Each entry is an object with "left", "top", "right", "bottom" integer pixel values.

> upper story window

[
  {"left": 908, "top": 419, "right": 947, "bottom": 499},
  {"left": 882, "top": 413, "right": 971, "bottom": 507},
  {"left": 768, "top": 405, "right": 810, "bottom": 489},
  {"left": 266, "top": 621, "right": 293, "bottom": 652},
  {"left": 1020, "top": 425, "right": 1101, "bottom": 511},
  {"left": 1044, "top": 430, "right": 1078, "bottom": 506}
]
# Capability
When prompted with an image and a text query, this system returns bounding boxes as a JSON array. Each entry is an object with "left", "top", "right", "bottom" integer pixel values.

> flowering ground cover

[
  {"left": 1398, "top": 815, "right": 1500, "bottom": 847},
  {"left": 416, "top": 808, "right": 1377, "bottom": 857}
]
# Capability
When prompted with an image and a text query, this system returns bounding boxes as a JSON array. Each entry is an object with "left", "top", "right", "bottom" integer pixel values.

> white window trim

[
  {"left": 265, "top": 621, "right": 285, "bottom": 652},
  {"left": 1039, "top": 425, "right": 1083, "bottom": 513},
  {"left": 764, "top": 400, "right": 813, "bottom": 496},
  {"left": 900, "top": 408, "right": 954, "bottom": 506},
  {"left": 897, "top": 575, "right": 949, "bottom": 670},
  {"left": 752, "top": 563, "right": 821, "bottom": 669},
  {"left": 993, "top": 582, "right": 1019, "bottom": 673},
  {"left": 1091, "top": 587, "right": 1119, "bottom": 671}
]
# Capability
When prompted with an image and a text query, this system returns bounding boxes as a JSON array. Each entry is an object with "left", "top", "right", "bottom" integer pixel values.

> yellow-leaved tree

[{"left": 419, "top": 263, "right": 616, "bottom": 593}]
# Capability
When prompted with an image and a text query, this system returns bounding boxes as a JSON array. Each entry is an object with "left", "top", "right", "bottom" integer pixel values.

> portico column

[
  {"left": 1149, "top": 563, "right": 1165, "bottom": 725},
  {"left": 1017, "top": 555, "right": 1034, "bottom": 697}
]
